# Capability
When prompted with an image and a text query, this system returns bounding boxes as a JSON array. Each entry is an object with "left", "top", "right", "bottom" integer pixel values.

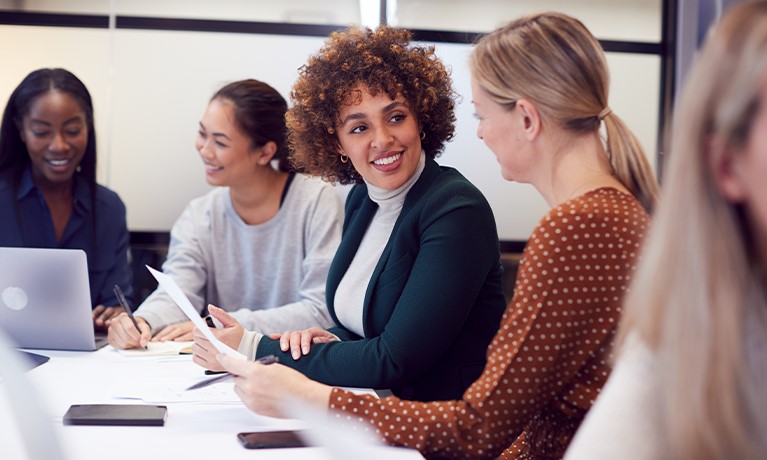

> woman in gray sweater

[{"left": 108, "top": 79, "right": 343, "bottom": 349}]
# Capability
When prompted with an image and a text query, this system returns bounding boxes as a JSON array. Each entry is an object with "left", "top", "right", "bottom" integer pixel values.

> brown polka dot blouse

[{"left": 329, "top": 188, "right": 650, "bottom": 459}]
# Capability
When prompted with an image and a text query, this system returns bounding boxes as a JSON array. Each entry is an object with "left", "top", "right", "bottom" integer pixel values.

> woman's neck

[
  {"left": 229, "top": 167, "right": 289, "bottom": 225},
  {"left": 535, "top": 130, "right": 628, "bottom": 208},
  {"left": 30, "top": 168, "right": 74, "bottom": 198},
  {"left": 31, "top": 173, "right": 74, "bottom": 243}
]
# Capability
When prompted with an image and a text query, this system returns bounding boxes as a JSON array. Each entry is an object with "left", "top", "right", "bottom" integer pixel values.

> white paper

[
  {"left": 146, "top": 266, "right": 246, "bottom": 360},
  {"left": 116, "top": 341, "right": 192, "bottom": 358},
  {"left": 112, "top": 381, "right": 241, "bottom": 403}
]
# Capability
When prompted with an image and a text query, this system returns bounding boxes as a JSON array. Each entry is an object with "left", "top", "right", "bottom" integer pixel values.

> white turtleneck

[{"left": 333, "top": 152, "right": 427, "bottom": 337}]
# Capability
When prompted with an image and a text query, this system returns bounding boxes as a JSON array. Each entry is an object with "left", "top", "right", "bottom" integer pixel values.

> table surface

[{"left": 0, "top": 346, "right": 424, "bottom": 460}]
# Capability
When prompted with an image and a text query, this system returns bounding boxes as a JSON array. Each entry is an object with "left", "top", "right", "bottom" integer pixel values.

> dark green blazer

[{"left": 257, "top": 157, "right": 506, "bottom": 401}]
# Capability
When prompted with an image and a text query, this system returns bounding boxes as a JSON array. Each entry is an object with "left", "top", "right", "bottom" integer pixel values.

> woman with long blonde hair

[{"left": 567, "top": 2, "right": 767, "bottom": 459}]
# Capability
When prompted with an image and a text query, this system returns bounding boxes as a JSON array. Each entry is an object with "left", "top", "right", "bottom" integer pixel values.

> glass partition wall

[{"left": 0, "top": 0, "right": 670, "bottom": 244}]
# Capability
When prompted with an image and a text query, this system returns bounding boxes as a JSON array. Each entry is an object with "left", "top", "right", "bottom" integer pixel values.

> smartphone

[{"left": 237, "top": 430, "right": 308, "bottom": 449}]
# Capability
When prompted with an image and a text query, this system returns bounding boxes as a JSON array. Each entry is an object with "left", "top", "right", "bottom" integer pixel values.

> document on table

[
  {"left": 116, "top": 341, "right": 192, "bottom": 357},
  {"left": 112, "top": 380, "right": 240, "bottom": 403},
  {"left": 146, "top": 266, "right": 246, "bottom": 360}
]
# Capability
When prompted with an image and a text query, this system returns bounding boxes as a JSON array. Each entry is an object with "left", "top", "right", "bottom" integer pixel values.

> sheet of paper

[
  {"left": 112, "top": 380, "right": 241, "bottom": 403},
  {"left": 146, "top": 266, "right": 246, "bottom": 360},
  {"left": 116, "top": 341, "right": 192, "bottom": 358}
]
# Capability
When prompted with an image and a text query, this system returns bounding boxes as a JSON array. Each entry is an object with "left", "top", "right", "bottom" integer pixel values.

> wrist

[
  {"left": 306, "top": 381, "right": 333, "bottom": 411},
  {"left": 238, "top": 330, "right": 263, "bottom": 359}
]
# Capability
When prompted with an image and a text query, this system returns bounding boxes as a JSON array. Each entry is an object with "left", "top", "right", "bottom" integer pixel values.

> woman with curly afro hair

[
  {"left": 214, "top": 12, "right": 655, "bottom": 460},
  {"left": 194, "top": 25, "right": 507, "bottom": 403}
]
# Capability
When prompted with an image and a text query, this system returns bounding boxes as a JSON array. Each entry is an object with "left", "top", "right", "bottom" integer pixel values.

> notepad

[
  {"left": 63, "top": 404, "right": 168, "bottom": 426},
  {"left": 116, "top": 341, "right": 193, "bottom": 357}
]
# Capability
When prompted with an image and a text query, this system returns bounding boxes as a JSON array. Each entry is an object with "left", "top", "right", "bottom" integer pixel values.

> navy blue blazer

[{"left": 257, "top": 157, "right": 506, "bottom": 401}]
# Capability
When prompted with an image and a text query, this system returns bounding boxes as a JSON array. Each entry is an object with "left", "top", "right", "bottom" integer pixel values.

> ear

[
  {"left": 516, "top": 99, "right": 542, "bottom": 141},
  {"left": 708, "top": 135, "right": 746, "bottom": 203},
  {"left": 255, "top": 141, "right": 278, "bottom": 166}
]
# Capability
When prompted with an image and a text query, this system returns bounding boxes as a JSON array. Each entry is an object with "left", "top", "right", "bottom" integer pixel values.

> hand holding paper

[{"left": 146, "top": 266, "right": 246, "bottom": 361}]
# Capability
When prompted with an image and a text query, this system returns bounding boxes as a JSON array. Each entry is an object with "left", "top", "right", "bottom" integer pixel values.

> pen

[
  {"left": 186, "top": 354, "right": 279, "bottom": 391},
  {"left": 113, "top": 285, "right": 144, "bottom": 338}
]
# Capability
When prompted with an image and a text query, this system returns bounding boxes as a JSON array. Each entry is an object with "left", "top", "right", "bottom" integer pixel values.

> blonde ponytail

[{"left": 602, "top": 112, "right": 659, "bottom": 213}]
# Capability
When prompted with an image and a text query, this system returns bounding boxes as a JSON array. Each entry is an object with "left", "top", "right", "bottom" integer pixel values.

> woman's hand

[
  {"left": 269, "top": 327, "right": 339, "bottom": 360},
  {"left": 151, "top": 321, "right": 194, "bottom": 342},
  {"left": 192, "top": 305, "right": 244, "bottom": 371},
  {"left": 92, "top": 305, "right": 124, "bottom": 330},
  {"left": 217, "top": 353, "right": 333, "bottom": 418},
  {"left": 107, "top": 314, "right": 152, "bottom": 349}
]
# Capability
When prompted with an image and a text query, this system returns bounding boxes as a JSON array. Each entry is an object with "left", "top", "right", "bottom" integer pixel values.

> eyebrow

[
  {"left": 339, "top": 101, "right": 405, "bottom": 127},
  {"left": 198, "top": 122, "right": 231, "bottom": 140},
  {"left": 28, "top": 116, "right": 84, "bottom": 126}
]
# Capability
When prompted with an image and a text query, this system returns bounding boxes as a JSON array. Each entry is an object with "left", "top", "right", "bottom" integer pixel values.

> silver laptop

[{"left": 0, "top": 247, "right": 106, "bottom": 351}]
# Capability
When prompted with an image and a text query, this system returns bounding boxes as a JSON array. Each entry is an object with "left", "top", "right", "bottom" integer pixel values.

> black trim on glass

[
  {"left": 0, "top": 11, "right": 108, "bottom": 28},
  {"left": 116, "top": 16, "right": 344, "bottom": 37},
  {"left": 1, "top": 11, "right": 661, "bottom": 53},
  {"left": 499, "top": 240, "right": 527, "bottom": 254},
  {"left": 129, "top": 231, "right": 170, "bottom": 247},
  {"left": 130, "top": 230, "right": 526, "bottom": 254},
  {"left": 657, "top": 0, "right": 676, "bottom": 182}
]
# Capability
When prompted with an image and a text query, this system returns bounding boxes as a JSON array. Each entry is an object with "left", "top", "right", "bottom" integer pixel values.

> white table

[{"left": 0, "top": 347, "right": 423, "bottom": 460}]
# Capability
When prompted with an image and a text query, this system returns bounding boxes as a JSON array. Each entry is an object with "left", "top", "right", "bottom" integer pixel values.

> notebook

[{"left": 0, "top": 247, "right": 107, "bottom": 351}]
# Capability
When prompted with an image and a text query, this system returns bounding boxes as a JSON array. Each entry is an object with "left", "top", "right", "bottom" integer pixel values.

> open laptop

[{"left": 0, "top": 247, "right": 107, "bottom": 351}]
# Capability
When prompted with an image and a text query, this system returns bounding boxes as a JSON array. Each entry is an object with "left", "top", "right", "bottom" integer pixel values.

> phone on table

[{"left": 237, "top": 430, "right": 308, "bottom": 449}]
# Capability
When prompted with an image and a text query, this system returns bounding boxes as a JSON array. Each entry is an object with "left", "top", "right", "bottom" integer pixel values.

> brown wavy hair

[{"left": 287, "top": 26, "right": 457, "bottom": 184}]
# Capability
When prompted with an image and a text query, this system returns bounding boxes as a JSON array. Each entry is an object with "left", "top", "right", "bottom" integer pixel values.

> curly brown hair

[{"left": 287, "top": 26, "right": 457, "bottom": 184}]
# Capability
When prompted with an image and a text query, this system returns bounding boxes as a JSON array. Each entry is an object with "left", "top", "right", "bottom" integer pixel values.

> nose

[
  {"left": 476, "top": 124, "right": 483, "bottom": 140},
  {"left": 197, "top": 137, "right": 214, "bottom": 159},
  {"left": 371, "top": 125, "right": 394, "bottom": 150},
  {"left": 49, "top": 132, "right": 68, "bottom": 152}
]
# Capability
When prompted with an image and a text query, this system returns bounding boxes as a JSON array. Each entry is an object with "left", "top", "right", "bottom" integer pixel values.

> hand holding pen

[
  {"left": 109, "top": 285, "right": 151, "bottom": 350},
  {"left": 186, "top": 355, "right": 279, "bottom": 390}
]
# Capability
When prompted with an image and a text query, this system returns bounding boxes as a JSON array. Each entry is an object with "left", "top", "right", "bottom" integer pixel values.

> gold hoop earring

[{"left": 340, "top": 153, "right": 349, "bottom": 164}]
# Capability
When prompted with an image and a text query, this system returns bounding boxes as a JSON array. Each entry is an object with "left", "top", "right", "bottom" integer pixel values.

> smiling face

[
  {"left": 195, "top": 97, "right": 261, "bottom": 188},
  {"left": 19, "top": 90, "right": 88, "bottom": 188},
  {"left": 336, "top": 86, "right": 422, "bottom": 190}
]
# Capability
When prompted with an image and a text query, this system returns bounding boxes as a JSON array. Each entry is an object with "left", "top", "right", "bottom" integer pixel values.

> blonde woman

[
  {"left": 214, "top": 13, "right": 657, "bottom": 459},
  {"left": 566, "top": 3, "right": 767, "bottom": 459}
]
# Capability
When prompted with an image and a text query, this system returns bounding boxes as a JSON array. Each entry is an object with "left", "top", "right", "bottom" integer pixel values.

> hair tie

[{"left": 598, "top": 107, "right": 612, "bottom": 121}]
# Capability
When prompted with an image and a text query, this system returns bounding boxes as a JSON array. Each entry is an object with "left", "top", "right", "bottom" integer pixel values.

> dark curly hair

[{"left": 287, "top": 26, "right": 457, "bottom": 184}]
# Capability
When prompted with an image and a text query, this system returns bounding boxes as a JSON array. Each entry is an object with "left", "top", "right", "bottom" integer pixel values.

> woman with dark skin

[{"left": 0, "top": 68, "right": 132, "bottom": 329}]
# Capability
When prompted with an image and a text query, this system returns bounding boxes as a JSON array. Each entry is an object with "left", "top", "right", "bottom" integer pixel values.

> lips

[
  {"left": 46, "top": 158, "right": 72, "bottom": 167},
  {"left": 204, "top": 163, "right": 223, "bottom": 172},
  {"left": 372, "top": 153, "right": 402, "bottom": 166}
]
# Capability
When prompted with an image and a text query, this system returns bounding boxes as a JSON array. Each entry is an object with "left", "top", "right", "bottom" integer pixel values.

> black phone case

[
  {"left": 63, "top": 404, "right": 168, "bottom": 426},
  {"left": 237, "top": 430, "right": 307, "bottom": 449}
]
